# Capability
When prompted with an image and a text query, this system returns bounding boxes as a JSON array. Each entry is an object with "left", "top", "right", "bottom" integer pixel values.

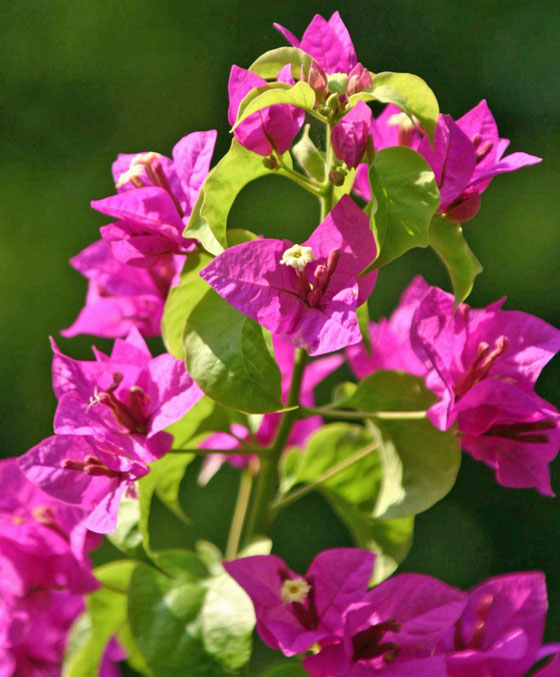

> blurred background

[{"left": 2, "top": 0, "right": 559, "bottom": 672}]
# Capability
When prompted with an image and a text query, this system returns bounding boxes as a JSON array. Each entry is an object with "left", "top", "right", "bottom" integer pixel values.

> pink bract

[
  {"left": 228, "top": 65, "right": 304, "bottom": 156},
  {"left": 223, "top": 548, "right": 375, "bottom": 656},
  {"left": 200, "top": 196, "right": 377, "bottom": 356}
]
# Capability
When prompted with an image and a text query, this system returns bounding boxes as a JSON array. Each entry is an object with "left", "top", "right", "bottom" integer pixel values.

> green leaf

[
  {"left": 107, "top": 495, "right": 145, "bottom": 559},
  {"left": 357, "top": 72, "right": 439, "bottom": 142},
  {"left": 368, "top": 147, "right": 440, "bottom": 267},
  {"left": 342, "top": 371, "right": 436, "bottom": 413},
  {"left": 373, "top": 417, "right": 461, "bottom": 520},
  {"left": 150, "top": 548, "right": 210, "bottom": 580},
  {"left": 250, "top": 46, "right": 312, "bottom": 81},
  {"left": 233, "top": 81, "right": 318, "bottom": 129},
  {"left": 326, "top": 493, "right": 414, "bottom": 584},
  {"left": 185, "top": 140, "right": 292, "bottom": 255},
  {"left": 63, "top": 561, "right": 142, "bottom": 677},
  {"left": 128, "top": 563, "right": 219, "bottom": 674},
  {"left": 227, "top": 228, "right": 260, "bottom": 247},
  {"left": 429, "top": 213, "right": 482, "bottom": 306},
  {"left": 184, "top": 289, "right": 285, "bottom": 413},
  {"left": 166, "top": 396, "right": 230, "bottom": 450},
  {"left": 356, "top": 302, "right": 372, "bottom": 355},
  {"left": 292, "top": 124, "right": 326, "bottom": 182},
  {"left": 138, "top": 452, "right": 195, "bottom": 552},
  {"left": 162, "top": 250, "right": 213, "bottom": 359},
  {"left": 297, "top": 423, "right": 382, "bottom": 511},
  {"left": 200, "top": 571, "right": 255, "bottom": 670}
]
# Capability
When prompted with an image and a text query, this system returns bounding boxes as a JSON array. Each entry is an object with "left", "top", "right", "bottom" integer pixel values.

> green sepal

[{"left": 429, "top": 213, "right": 482, "bottom": 306}]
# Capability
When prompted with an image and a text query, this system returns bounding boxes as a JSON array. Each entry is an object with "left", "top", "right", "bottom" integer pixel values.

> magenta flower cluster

[
  {"left": 5, "top": 9, "right": 559, "bottom": 676},
  {"left": 225, "top": 548, "right": 559, "bottom": 676}
]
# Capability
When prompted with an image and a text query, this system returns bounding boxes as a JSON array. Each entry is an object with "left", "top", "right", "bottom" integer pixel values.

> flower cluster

[
  {"left": 0, "top": 459, "right": 122, "bottom": 676},
  {"left": 226, "top": 548, "right": 559, "bottom": 676},
  {"left": 348, "top": 277, "right": 560, "bottom": 495},
  {"left": 6, "top": 9, "right": 559, "bottom": 676}
]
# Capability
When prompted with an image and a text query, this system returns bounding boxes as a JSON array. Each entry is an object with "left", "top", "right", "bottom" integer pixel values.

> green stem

[
  {"left": 277, "top": 162, "right": 327, "bottom": 197},
  {"left": 243, "top": 350, "right": 309, "bottom": 542},
  {"left": 168, "top": 447, "right": 260, "bottom": 456},
  {"left": 225, "top": 469, "right": 253, "bottom": 561},
  {"left": 299, "top": 406, "right": 427, "bottom": 421},
  {"left": 320, "top": 123, "right": 335, "bottom": 220},
  {"left": 271, "top": 441, "right": 379, "bottom": 512}
]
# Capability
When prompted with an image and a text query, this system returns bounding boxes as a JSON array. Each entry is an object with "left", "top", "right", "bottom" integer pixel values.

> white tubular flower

[{"left": 280, "top": 245, "right": 315, "bottom": 272}]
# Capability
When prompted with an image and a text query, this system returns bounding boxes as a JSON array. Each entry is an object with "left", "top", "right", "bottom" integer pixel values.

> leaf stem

[
  {"left": 299, "top": 406, "right": 427, "bottom": 421},
  {"left": 277, "top": 159, "right": 327, "bottom": 197},
  {"left": 243, "top": 349, "right": 309, "bottom": 542},
  {"left": 320, "top": 123, "right": 335, "bottom": 220},
  {"left": 271, "top": 441, "right": 379, "bottom": 512},
  {"left": 168, "top": 447, "right": 259, "bottom": 456},
  {"left": 225, "top": 469, "right": 253, "bottom": 560}
]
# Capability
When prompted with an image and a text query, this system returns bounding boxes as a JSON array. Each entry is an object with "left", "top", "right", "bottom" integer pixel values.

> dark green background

[{"left": 2, "top": 1, "right": 559, "bottom": 672}]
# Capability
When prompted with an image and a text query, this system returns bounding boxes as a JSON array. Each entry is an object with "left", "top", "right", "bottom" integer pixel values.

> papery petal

[
  {"left": 327, "top": 12, "right": 357, "bottom": 69},
  {"left": 200, "top": 238, "right": 304, "bottom": 335},
  {"left": 300, "top": 14, "right": 349, "bottom": 73},
  {"left": 172, "top": 130, "right": 217, "bottom": 216},
  {"left": 418, "top": 115, "right": 476, "bottom": 210},
  {"left": 364, "top": 574, "right": 467, "bottom": 657},
  {"left": 92, "top": 187, "right": 184, "bottom": 233},
  {"left": 309, "top": 549, "right": 375, "bottom": 632},
  {"left": 273, "top": 22, "right": 301, "bottom": 48}
]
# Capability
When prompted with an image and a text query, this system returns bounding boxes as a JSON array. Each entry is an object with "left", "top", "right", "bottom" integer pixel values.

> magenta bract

[
  {"left": 92, "top": 130, "right": 216, "bottom": 267},
  {"left": 275, "top": 12, "right": 358, "bottom": 74},
  {"left": 437, "top": 572, "right": 548, "bottom": 676},
  {"left": 223, "top": 548, "right": 375, "bottom": 656},
  {"left": 62, "top": 240, "right": 183, "bottom": 338},
  {"left": 200, "top": 196, "right": 377, "bottom": 355},
  {"left": 303, "top": 573, "right": 466, "bottom": 676},
  {"left": 228, "top": 65, "right": 305, "bottom": 156},
  {"left": 347, "top": 276, "right": 429, "bottom": 380},
  {"left": 332, "top": 100, "right": 373, "bottom": 169},
  {"left": 410, "top": 282, "right": 560, "bottom": 494}
]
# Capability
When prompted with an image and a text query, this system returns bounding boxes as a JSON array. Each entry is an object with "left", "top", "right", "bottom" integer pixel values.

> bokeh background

[{"left": 2, "top": 0, "right": 559, "bottom": 672}]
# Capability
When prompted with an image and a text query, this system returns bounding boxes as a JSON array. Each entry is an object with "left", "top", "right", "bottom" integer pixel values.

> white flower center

[
  {"left": 280, "top": 245, "right": 315, "bottom": 272},
  {"left": 130, "top": 151, "right": 162, "bottom": 168},
  {"left": 116, "top": 165, "right": 145, "bottom": 188},
  {"left": 281, "top": 577, "right": 311, "bottom": 604},
  {"left": 388, "top": 112, "right": 416, "bottom": 130}
]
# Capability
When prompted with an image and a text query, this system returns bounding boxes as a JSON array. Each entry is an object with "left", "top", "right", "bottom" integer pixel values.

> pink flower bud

[{"left": 331, "top": 100, "right": 373, "bottom": 169}]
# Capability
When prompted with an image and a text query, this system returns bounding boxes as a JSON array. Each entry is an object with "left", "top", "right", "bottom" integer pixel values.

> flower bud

[
  {"left": 331, "top": 100, "right": 373, "bottom": 169},
  {"left": 346, "top": 63, "right": 372, "bottom": 96},
  {"left": 329, "top": 169, "right": 346, "bottom": 186},
  {"left": 327, "top": 72, "right": 349, "bottom": 95}
]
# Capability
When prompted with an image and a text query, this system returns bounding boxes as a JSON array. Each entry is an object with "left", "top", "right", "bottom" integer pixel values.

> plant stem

[
  {"left": 278, "top": 163, "right": 327, "bottom": 197},
  {"left": 271, "top": 441, "right": 379, "bottom": 512},
  {"left": 243, "top": 350, "right": 309, "bottom": 542},
  {"left": 320, "top": 123, "right": 335, "bottom": 220},
  {"left": 225, "top": 469, "right": 253, "bottom": 560},
  {"left": 168, "top": 447, "right": 259, "bottom": 456},
  {"left": 299, "top": 406, "right": 427, "bottom": 421}
]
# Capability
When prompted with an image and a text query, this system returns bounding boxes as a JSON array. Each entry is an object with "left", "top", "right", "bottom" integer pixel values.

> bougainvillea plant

[{"left": 4, "top": 11, "right": 560, "bottom": 676}]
